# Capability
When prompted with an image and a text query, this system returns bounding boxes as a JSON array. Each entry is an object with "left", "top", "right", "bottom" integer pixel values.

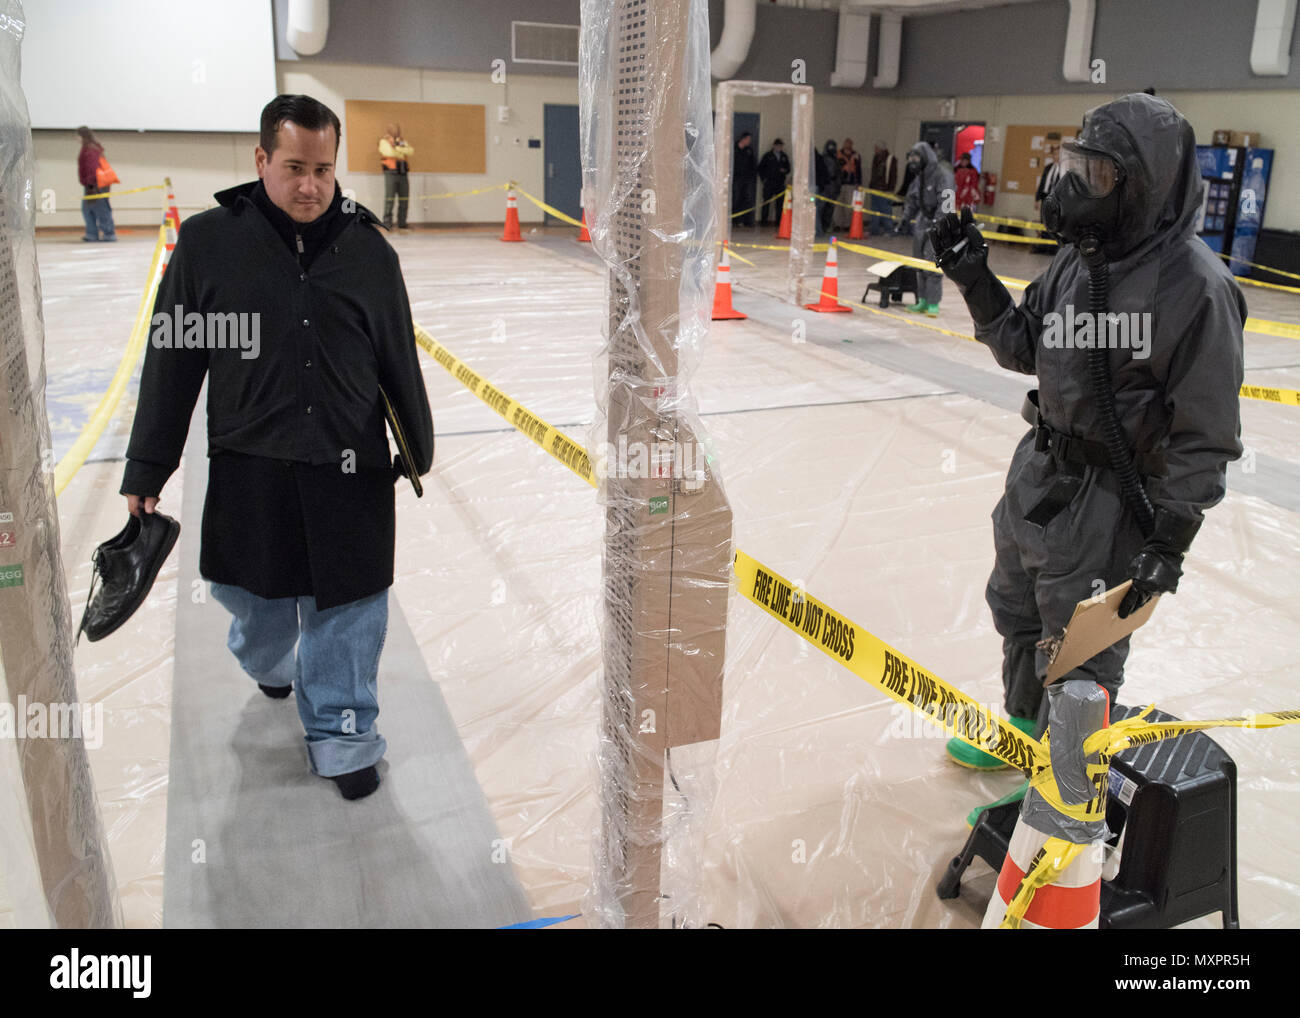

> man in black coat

[
  {"left": 757, "top": 138, "right": 791, "bottom": 226},
  {"left": 121, "top": 95, "right": 434, "bottom": 800},
  {"left": 732, "top": 131, "right": 758, "bottom": 227}
]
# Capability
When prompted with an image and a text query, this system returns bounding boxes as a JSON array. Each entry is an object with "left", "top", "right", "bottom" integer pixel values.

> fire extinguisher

[{"left": 981, "top": 172, "right": 997, "bottom": 207}]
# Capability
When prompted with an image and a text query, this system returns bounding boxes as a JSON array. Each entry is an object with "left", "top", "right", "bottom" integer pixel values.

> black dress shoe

[
  {"left": 258, "top": 683, "right": 293, "bottom": 699},
  {"left": 78, "top": 511, "right": 181, "bottom": 642}
]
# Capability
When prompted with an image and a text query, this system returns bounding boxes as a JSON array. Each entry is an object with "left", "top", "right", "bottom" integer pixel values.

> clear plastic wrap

[
  {"left": 579, "top": 0, "right": 732, "bottom": 928},
  {"left": 0, "top": 0, "right": 120, "bottom": 928},
  {"left": 713, "top": 80, "right": 816, "bottom": 306}
]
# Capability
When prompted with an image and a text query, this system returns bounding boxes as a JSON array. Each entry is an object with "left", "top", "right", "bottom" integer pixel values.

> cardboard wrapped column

[
  {"left": 585, "top": 0, "right": 733, "bottom": 928},
  {"left": 0, "top": 27, "right": 118, "bottom": 927}
]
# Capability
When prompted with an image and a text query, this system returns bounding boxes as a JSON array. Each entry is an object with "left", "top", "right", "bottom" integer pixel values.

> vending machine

[{"left": 1196, "top": 144, "right": 1274, "bottom": 272}]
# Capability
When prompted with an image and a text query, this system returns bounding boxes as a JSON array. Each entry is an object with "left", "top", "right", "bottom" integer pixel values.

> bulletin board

[
  {"left": 999, "top": 124, "right": 1079, "bottom": 196},
  {"left": 344, "top": 99, "right": 486, "bottom": 174}
]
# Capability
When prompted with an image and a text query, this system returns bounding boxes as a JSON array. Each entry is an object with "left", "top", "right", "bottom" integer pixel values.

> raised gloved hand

[
  {"left": 1117, "top": 508, "right": 1203, "bottom": 619},
  {"left": 930, "top": 207, "right": 986, "bottom": 276},
  {"left": 927, "top": 206, "right": 1011, "bottom": 327}
]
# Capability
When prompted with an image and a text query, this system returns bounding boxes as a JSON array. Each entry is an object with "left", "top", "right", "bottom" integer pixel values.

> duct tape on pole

[{"left": 984, "top": 680, "right": 1111, "bottom": 929}]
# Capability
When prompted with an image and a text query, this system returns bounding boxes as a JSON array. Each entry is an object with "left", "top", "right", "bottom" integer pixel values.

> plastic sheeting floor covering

[{"left": 36, "top": 223, "right": 1300, "bottom": 929}]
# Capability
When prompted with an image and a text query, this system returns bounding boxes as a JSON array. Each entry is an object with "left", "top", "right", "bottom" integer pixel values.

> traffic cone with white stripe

[
  {"left": 501, "top": 187, "right": 524, "bottom": 242},
  {"left": 775, "top": 191, "right": 792, "bottom": 240},
  {"left": 804, "top": 237, "right": 852, "bottom": 313},
  {"left": 711, "top": 242, "right": 746, "bottom": 320},
  {"left": 848, "top": 188, "right": 865, "bottom": 239},
  {"left": 982, "top": 821, "right": 1104, "bottom": 929}
]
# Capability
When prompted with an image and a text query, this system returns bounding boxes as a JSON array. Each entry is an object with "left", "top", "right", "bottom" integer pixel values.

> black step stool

[
  {"left": 937, "top": 706, "right": 1239, "bottom": 929},
  {"left": 862, "top": 265, "right": 918, "bottom": 308}
]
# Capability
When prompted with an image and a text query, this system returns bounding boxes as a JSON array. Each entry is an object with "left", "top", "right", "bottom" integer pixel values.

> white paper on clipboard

[{"left": 1043, "top": 580, "right": 1160, "bottom": 685}]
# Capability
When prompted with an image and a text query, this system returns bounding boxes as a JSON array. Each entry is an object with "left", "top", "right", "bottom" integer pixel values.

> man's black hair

[
  {"left": 738, "top": 131, "right": 752, "bottom": 141},
  {"left": 260, "top": 94, "right": 342, "bottom": 156}
]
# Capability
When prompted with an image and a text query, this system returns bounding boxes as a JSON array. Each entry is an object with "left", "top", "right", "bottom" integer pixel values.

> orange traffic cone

[
  {"left": 982, "top": 819, "right": 1103, "bottom": 929},
  {"left": 711, "top": 242, "right": 746, "bottom": 321},
  {"left": 804, "top": 238, "right": 852, "bottom": 313},
  {"left": 162, "top": 176, "right": 180, "bottom": 266},
  {"left": 775, "top": 191, "right": 792, "bottom": 239},
  {"left": 501, "top": 188, "right": 523, "bottom": 242},
  {"left": 577, "top": 212, "right": 591, "bottom": 242},
  {"left": 848, "top": 188, "right": 865, "bottom": 239}
]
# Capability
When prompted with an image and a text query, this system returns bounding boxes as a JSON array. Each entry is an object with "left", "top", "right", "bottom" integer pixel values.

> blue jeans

[
  {"left": 82, "top": 187, "right": 115, "bottom": 240},
  {"left": 209, "top": 582, "right": 390, "bottom": 777},
  {"left": 869, "top": 193, "right": 893, "bottom": 234}
]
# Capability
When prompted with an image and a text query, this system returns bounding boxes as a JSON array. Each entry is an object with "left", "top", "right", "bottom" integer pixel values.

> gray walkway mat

[{"left": 163, "top": 405, "right": 531, "bottom": 928}]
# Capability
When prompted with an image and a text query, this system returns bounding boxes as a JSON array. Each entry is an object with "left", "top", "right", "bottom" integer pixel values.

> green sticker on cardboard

[
  {"left": 0, "top": 565, "right": 23, "bottom": 589},
  {"left": 648, "top": 496, "right": 669, "bottom": 515}
]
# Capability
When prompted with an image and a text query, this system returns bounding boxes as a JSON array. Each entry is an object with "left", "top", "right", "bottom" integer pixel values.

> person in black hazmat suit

[
  {"left": 897, "top": 141, "right": 953, "bottom": 316},
  {"left": 928, "top": 93, "right": 1244, "bottom": 770}
]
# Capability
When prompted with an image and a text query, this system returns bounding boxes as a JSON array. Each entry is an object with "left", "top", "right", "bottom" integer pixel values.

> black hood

[{"left": 1071, "top": 93, "right": 1202, "bottom": 262}]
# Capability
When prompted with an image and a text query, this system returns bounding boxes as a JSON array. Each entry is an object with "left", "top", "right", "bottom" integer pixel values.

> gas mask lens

[{"left": 1057, "top": 144, "right": 1122, "bottom": 197}]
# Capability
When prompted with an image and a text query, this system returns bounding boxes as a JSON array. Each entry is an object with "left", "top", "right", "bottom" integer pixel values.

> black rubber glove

[
  {"left": 927, "top": 207, "right": 1013, "bottom": 327},
  {"left": 1117, "top": 508, "right": 1203, "bottom": 618}
]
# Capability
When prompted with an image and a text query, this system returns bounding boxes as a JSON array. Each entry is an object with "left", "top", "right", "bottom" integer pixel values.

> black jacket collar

[{"left": 213, "top": 180, "right": 383, "bottom": 228}]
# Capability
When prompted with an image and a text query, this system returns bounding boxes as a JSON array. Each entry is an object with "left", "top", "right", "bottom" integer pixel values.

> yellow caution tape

[
  {"left": 1218, "top": 250, "right": 1300, "bottom": 284},
  {"left": 412, "top": 325, "right": 596, "bottom": 487},
  {"left": 983, "top": 230, "right": 1058, "bottom": 246},
  {"left": 732, "top": 549, "right": 1044, "bottom": 772},
  {"left": 730, "top": 188, "right": 789, "bottom": 220},
  {"left": 386, "top": 183, "right": 510, "bottom": 204},
  {"left": 999, "top": 837, "right": 1090, "bottom": 929},
  {"left": 81, "top": 183, "right": 165, "bottom": 202},
  {"left": 1239, "top": 384, "right": 1300, "bottom": 406},
  {"left": 729, "top": 241, "right": 797, "bottom": 252},
  {"left": 722, "top": 244, "right": 756, "bottom": 267},
  {"left": 860, "top": 188, "right": 1050, "bottom": 233},
  {"left": 513, "top": 186, "right": 586, "bottom": 230},
  {"left": 821, "top": 286, "right": 1297, "bottom": 408},
  {"left": 413, "top": 182, "right": 509, "bottom": 201},
  {"left": 835, "top": 238, "right": 937, "bottom": 274},
  {"left": 1236, "top": 274, "right": 1300, "bottom": 295},
  {"left": 54, "top": 225, "right": 168, "bottom": 494},
  {"left": 1245, "top": 316, "right": 1300, "bottom": 340}
]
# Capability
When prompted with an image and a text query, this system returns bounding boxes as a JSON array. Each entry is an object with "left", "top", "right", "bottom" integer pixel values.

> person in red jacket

[
  {"left": 954, "top": 151, "right": 981, "bottom": 211},
  {"left": 77, "top": 126, "right": 115, "bottom": 242}
]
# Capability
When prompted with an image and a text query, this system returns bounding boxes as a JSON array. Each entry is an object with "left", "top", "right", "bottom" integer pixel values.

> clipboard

[
  {"left": 379, "top": 385, "right": 425, "bottom": 498},
  {"left": 1043, "top": 580, "right": 1159, "bottom": 685}
]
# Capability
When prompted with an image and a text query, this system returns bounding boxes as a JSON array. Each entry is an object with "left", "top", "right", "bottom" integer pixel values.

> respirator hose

[{"left": 1079, "top": 233, "right": 1156, "bottom": 539}]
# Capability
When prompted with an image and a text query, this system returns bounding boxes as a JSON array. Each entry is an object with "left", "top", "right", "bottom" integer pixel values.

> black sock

[{"left": 330, "top": 765, "right": 380, "bottom": 800}]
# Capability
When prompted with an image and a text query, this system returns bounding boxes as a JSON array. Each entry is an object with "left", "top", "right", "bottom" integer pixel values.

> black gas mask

[{"left": 1041, "top": 142, "right": 1125, "bottom": 246}]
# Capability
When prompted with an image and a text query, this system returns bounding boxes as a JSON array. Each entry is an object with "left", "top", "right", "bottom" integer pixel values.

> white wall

[
  {"left": 32, "top": 70, "right": 1300, "bottom": 234},
  {"left": 33, "top": 64, "right": 580, "bottom": 230}
]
